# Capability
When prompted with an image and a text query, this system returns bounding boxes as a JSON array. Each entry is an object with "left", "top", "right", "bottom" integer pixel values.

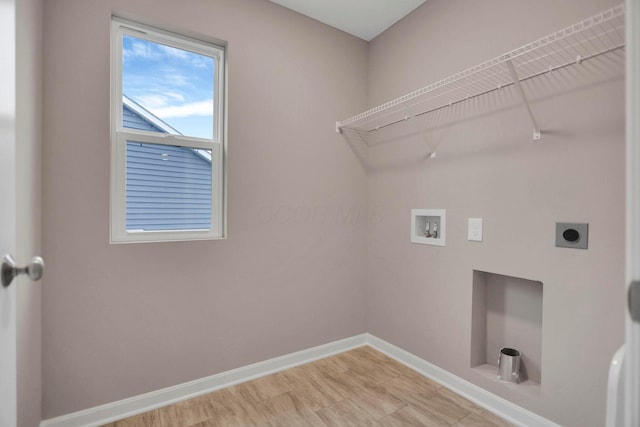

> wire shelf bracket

[
  {"left": 506, "top": 59, "right": 542, "bottom": 141},
  {"left": 336, "top": 4, "right": 625, "bottom": 142}
]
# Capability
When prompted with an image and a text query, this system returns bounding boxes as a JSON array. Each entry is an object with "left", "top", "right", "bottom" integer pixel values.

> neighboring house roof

[
  {"left": 123, "top": 94, "right": 181, "bottom": 135},
  {"left": 123, "top": 94, "right": 211, "bottom": 163}
]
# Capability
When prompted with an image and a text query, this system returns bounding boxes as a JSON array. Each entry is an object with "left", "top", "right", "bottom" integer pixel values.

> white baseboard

[
  {"left": 41, "top": 333, "right": 560, "bottom": 427},
  {"left": 364, "top": 334, "right": 561, "bottom": 427},
  {"left": 40, "top": 334, "right": 368, "bottom": 427}
]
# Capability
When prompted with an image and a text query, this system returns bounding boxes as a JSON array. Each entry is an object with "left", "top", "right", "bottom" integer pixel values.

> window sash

[
  {"left": 111, "top": 133, "right": 223, "bottom": 243},
  {"left": 112, "top": 19, "right": 225, "bottom": 144}
]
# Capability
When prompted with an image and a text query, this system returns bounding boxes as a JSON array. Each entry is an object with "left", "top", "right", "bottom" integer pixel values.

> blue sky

[{"left": 122, "top": 35, "right": 215, "bottom": 139}]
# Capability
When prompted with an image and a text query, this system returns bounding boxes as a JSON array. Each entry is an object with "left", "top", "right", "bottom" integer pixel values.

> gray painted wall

[
  {"left": 366, "top": 1, "right": 625, "bottom": 426},
  {"left": 42, "top": 0, "right": 369, "bottom": 418}
]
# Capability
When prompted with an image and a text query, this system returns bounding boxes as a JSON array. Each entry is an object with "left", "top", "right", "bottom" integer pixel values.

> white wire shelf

[{"left": 336, "top": 4, "right": 625, "bottom": 139}]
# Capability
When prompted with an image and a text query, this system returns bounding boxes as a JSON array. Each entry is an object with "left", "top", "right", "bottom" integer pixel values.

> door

[
  {"left": 0, "top": 0, "right": 17, "bottom": 425},
  {"left": 627, "top": 0, "right": 640, "bottom": 426}
]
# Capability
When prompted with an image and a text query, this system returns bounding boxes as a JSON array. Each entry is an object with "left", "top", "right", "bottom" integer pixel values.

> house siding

[
  {"left": 123, "top": 104, "right": 162, "bottom": 132},
  {"left": 123, "top": 104, "right": 212, "bottom": 231}
]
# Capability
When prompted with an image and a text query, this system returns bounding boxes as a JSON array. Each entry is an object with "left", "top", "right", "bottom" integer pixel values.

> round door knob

[
  {"left": 2, "top": 254, "right": 45, "bottom": 287},
  {"left": 25, "top": 257, "right": 45, "bottom": 281}
]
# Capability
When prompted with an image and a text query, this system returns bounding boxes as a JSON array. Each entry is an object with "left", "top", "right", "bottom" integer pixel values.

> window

[{"left": 110, "top": 18, "right": 226, "bottom": 243}]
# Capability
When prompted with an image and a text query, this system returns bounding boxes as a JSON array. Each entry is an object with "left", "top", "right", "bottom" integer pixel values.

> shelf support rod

[
  {"left": 402, "top": 102, "right": 437, "bottom": 158},
  {"left": 506, "top": 60, "right": 542, "bottom": 141}
]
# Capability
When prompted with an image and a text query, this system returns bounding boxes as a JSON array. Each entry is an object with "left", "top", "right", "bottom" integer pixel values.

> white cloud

[
  {"left": 158, "top": 44, "right": 212, "bottom": 69},
  {"left": 165, "top": 73, "right": 189, "bottom": 87},
  {"left": 123, "top": 37, "right": 212, "bottom": 70},
  {"left": 189, "top": 55, "right": 213, "bottom": 69},
  {"left": 150, "top": 100, "right": 214, "bottom": 118},
  {"left": 123, "top": 41, "right": 161, "bottom": 60},
  {"left": 164, "top": 91, "right": 187, "bottom": 102},
  {"left": 135, "top": 94, "right": 170, "bottom": 109},
  {"left": 135, "top": 92, "right": 186, "bottom": 109},
  {"left": 158, "top": 44, "right": 189, "bottom": 59}
]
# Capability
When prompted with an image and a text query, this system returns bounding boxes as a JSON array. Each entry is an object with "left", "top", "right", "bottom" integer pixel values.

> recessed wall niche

[
  {"left": 471, "top": 270, "right": 543, "bottom": 385},
  {"left": 411, "top": 209, "right": 446, "bottom": 246}
]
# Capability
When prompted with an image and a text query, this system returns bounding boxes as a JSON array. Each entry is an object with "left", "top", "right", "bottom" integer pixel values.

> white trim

[
  {"left": 39, "top": 335, "right": 368, "bottom": 427},
  {"left": 606, "top": 345, "right": 625, "bottom": 427},
  {"left": 40, "top": 333, "right": 562, "bottom": 427},
  {"left": 365, "top": 334, "right": 561, "bottom": 427}
]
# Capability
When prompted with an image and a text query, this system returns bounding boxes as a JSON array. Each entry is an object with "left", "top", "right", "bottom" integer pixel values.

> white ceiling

[{"left": 269, "top": 0, "right": 426, "bottom": 41}]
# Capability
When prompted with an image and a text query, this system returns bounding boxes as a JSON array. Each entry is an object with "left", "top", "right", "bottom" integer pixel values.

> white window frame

[{"left": 110, "top": 17, "right": 226, "bottom": 243}]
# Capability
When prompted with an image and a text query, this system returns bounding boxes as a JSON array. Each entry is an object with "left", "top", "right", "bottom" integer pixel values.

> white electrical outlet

[{"left": 468, "top": 218, "right": 483, "bottom": 242}]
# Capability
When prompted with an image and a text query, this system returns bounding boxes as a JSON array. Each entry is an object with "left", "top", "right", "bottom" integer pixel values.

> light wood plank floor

[{"left": 102, "top": 346, "right": 513, "bottom": 427}]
